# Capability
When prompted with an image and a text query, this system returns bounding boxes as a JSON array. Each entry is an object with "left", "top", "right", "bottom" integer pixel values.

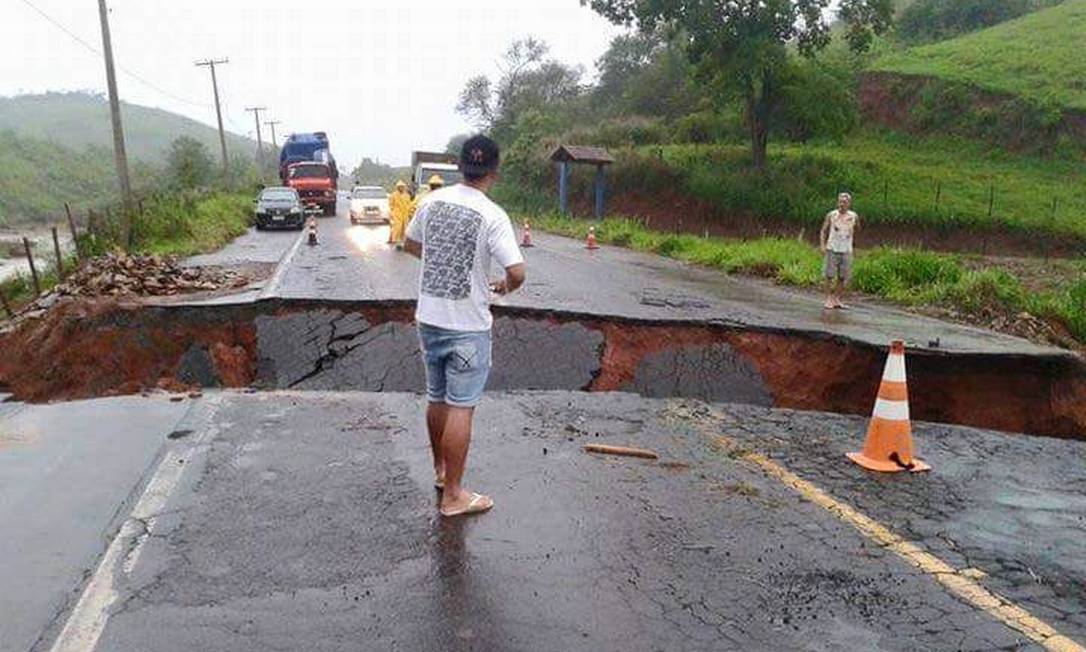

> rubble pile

[{"left": 53, "top": 254, "right": 247, "bottom": 298}]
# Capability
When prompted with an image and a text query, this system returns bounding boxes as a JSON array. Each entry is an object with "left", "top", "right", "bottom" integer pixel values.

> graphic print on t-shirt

[{"left": 421, "top": 201, "right": 483, "bottom": 300}]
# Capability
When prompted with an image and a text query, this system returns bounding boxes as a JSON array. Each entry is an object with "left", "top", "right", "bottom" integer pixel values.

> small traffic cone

[
  {"left": 585, "top": 226, "right": 600, "bottom": 250},
  {"left": 847, "top": 340, "right": 931, "bottom": 473},
  {"left": 307, "top": 217, "right": 318, "bottom": 246},
  {"left": 521, "top": 221, "right": 534, "bottom": 248}
]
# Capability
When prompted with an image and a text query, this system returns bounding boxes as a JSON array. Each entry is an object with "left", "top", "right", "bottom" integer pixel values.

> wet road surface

[
  {"left": 0, "top": 397, "right": 190, "bottom": 652},
  {"left": 258, "top": 204, "right": 1064, "bottom": 358},
  {"left": 8, "top": 390, "right": 1082, "bottom": 651}
]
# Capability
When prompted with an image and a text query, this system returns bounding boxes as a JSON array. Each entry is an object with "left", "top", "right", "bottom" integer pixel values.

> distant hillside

[
  {"left": 0, "top": 92, "right": 258, "bottom": 164},
  {"left": 872, "top": 0, "right": 1086, "bottom": 110}
]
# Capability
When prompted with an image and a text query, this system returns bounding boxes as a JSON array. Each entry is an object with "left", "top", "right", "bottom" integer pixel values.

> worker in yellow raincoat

[
  {"left": 408, "top": 174, "right": 446, "bottom": 223},
  {"left": 388, "top": 180, "right": 412, "bottom": 247}
]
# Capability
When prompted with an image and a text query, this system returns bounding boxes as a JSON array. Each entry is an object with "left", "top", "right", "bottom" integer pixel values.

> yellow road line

[{"left": 684, "top": 406, "right": 1084, "bottom": 652}]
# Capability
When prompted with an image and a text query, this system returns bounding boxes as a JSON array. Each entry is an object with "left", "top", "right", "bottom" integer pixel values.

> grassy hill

[
  {"left": 0, "top": 130, "right": 164, "bottom": 227},
  {"left": 872, "top": 0, "right": 1086, "bottom": 110},
  {"left": 0, "top": 92, "right": 257, "bottom": 164}
]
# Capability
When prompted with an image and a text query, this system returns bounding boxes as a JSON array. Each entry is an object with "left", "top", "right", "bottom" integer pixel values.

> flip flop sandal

[
  {"left": 440, "top": 493, "right": 494, "bottom": 517},
  {"left": 434, "top": 475, "right": 445, "bottom": 490}
]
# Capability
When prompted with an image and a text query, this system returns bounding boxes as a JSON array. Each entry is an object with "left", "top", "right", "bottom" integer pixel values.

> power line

[{"left": 17, "top": 0, "right": 211, "bottom": 109}]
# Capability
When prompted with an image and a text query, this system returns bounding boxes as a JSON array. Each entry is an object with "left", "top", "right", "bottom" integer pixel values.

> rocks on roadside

[{"left": 47, "top": 254, "right": 247, "bottom": 300}]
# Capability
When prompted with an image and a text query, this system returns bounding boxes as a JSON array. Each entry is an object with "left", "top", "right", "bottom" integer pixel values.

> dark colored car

[{"left": 254, "top": 187, "right": 305, "bottom": 230}]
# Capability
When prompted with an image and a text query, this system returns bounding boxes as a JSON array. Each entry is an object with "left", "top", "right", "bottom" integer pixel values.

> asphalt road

[
  {"left": 3, "top": 194, "right": 1084, "bottom": 651},
  {"left": 260, "top": 197, "right": 1063, "bottom": 357},
  {"left": 4, "top": 391, "right": 1084, "bottom": 651}
]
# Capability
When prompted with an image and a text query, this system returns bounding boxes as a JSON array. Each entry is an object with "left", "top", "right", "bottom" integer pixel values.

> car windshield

[
  {"left": 289, "top": 164, "right": 330, "bottom": 179},
  {"left": 352, "top": 188, "right": 386, "bottom": 199},
  {"left": 421, "top": 167, "right": 463, "bottom": 186},
  {"left": 261, "top": 189, "right": 296, "bottom": 201}
]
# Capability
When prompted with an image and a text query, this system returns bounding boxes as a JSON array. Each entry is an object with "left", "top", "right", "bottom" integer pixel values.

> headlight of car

[
  {"left": 290, "top": 207, "right": 301, "bottom": 214},
  {"left": 255, "top": 209, "right": 268, "bottom": 215}
]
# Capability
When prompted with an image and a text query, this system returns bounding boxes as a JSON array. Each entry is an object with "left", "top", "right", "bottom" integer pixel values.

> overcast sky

[{"left": 4, "top": 0, "right": 626, "bottom": 168}]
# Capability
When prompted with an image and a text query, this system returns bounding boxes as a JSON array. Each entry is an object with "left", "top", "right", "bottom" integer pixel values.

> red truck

[{"left": 285, "top": 161, "right": 337, "bottom": 216}]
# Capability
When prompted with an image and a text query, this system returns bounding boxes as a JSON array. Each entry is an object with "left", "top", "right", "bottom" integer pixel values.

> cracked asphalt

[
  {"left": 263, "top": 202, "right": 1063, "bottom": 357},
  {"left": 5, "top": 391, "right": 1083, "bottom": 651}
]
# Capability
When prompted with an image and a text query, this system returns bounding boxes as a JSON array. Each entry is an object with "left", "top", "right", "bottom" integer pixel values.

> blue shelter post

[
  {"left": 594, "top": 164, "right": 605, "bottom": 219},
  {"left": 558, "top": 161, "right": 570, "bottom": 215},
  {"left": 549, "top": 145, "right": 614, "bottom": 220}
]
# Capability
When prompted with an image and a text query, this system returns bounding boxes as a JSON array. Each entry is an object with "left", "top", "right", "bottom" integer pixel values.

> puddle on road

[{"left": 0, "top": 300, "right": 1083, "bottom": 440}]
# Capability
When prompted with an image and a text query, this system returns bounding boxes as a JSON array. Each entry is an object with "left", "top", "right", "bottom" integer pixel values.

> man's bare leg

[
  {"left": 823, "top": 279, "right": 835, "bottom": 309},
  {"left": 427, "top": 402, "right": 448, "bottom": 485},
  {"left": 439, "top": 406, "right": 492, "bottom": 513}
]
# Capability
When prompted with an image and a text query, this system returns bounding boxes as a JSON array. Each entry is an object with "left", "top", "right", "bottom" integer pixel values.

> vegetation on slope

[
  {"left": 636, "top": 131, "right": 1085, "bottom": 236},
  {"left": 0, "top": 130, "right": 159, "bottom": 227},
  {"left": 873, "top": 0, "right": 1086, "bottom": 110},
  {"left": 0, "top": 92, "right": 260, "bottom": 164}
]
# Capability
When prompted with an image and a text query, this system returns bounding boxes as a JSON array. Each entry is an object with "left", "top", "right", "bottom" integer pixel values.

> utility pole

[
  {"left": 265, "top": 119, "right": 281, "bottom": 150},
  {"left": 97, "top": 0, "right": 134, "bottom": 243},
  {"left": 265, "top": 119, "right": 282, "bottom": 181},
  {"left": 195, "top": 58, "right": 230, "bottom": 180},
  {"left": 245, "top": 107, "right": 267, "bottom": 177}
]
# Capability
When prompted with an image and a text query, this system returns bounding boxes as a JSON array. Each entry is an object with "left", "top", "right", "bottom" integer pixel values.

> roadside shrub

[
  {"left": 852, "top": 248, "right": 963, "bottom": 303},
  {"left": 944, "top": 268, "right": 1026, "bottom": 314},
  {"left": 670, "top": 110, "right": 743, "bottom": 144}
]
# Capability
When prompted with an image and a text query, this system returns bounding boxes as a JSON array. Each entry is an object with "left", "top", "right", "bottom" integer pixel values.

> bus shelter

[{"left": 550, "top": 145, "right": 615, "bottom": 219}]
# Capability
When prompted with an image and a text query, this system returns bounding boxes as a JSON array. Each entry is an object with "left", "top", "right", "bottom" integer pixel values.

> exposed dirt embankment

[{"left": 1, "top": 300, "right": 1083, "bottom": 440}]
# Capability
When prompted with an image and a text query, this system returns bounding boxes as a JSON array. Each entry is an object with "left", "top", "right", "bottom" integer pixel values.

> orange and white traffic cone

[
  {"left": 846, "top": 340, "right": 931, "bottom": 473},
  {"left": 307, "top": 216, "right": 318, "bottom": 246},
  {"left": 521, "top": 221, "right": 534, "bottom": 248},
  {"left": 585, "top": 226, "right": 599, "bottom": 250}
]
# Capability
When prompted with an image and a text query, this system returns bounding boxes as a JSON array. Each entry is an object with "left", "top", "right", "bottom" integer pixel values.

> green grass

[
  {"left": 872, "top": 0, "right": 1086, "bottom": 110},
  {"left": 531, "top": 213, "right": 1086, "bottom": 345},
  {"left": 612, "top": 130, "right": 1086, "bottom": 238},
  {"left": 129, "top": 192, "right": 252, "bottom": 256}
]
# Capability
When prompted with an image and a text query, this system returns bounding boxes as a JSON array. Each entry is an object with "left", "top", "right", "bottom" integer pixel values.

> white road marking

[
  {"left": 48, "top": 395, "right": 223, "bottom": 652},
  {"left": 259, "top": 225, "right": 309, "bottom": 300}
]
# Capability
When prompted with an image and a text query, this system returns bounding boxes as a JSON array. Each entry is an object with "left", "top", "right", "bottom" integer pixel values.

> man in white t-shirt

[
  {"left": 820, "top": 192, "right": 860, "bottom": 310},
  {"left": 404, "top": 134, "right": 525, "bottom": 517}
]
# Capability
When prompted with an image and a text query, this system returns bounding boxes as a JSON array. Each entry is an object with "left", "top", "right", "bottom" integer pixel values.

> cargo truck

[{"left": 281, "top": 133, "right": 339, "bottom": 216}]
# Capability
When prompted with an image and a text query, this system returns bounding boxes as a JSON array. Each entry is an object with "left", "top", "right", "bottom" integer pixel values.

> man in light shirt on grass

[{"left": 820, "top": 192, "right": 859, "bottom": 310}]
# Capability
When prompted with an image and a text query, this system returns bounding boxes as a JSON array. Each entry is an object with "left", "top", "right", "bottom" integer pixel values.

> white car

[{"left": 349, "top": 186, "right": 390, "bottom": 225}]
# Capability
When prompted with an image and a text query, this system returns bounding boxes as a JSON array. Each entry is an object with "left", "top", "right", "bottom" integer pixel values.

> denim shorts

[{"left": 417, "top": 323, "right": 492, "bottom": 408}]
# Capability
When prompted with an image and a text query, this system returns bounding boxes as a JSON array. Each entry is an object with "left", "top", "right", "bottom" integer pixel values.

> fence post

[
  {"left": 65, "top": 202, "right": 81, "bottom": 260},
  {"left": 0, "top": 288, "right": 12, "bottom": 319},
  {"left": 987, "top": 185, "right": 995, "bottom": 218},
  {"left": 933, "top": 180, "right": 942, "bottom": 211},
  {"left": 883, "top": 180, "right": 888, "bottom": 207},
  {"left": 23, "top": 237, "right": 41, "bottom": 297},
  {"left": 52, "top": 227, "right": 65, "bottom": 279}
]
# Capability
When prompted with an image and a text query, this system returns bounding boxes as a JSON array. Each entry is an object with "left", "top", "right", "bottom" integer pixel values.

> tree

[
  {"left": 165, "top": 136, "right": 213, "bottom": 189},
  {"left": 582, "top": 0, "right": 893, "bottom": 168},
  {"left": 455, "top": 37, "right": 585, "bottom": 143}
]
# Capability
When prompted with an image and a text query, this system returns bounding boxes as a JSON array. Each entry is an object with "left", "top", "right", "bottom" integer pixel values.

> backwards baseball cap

[{"left": 460, "top": 134, "right": 500, "bottom": 177}]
